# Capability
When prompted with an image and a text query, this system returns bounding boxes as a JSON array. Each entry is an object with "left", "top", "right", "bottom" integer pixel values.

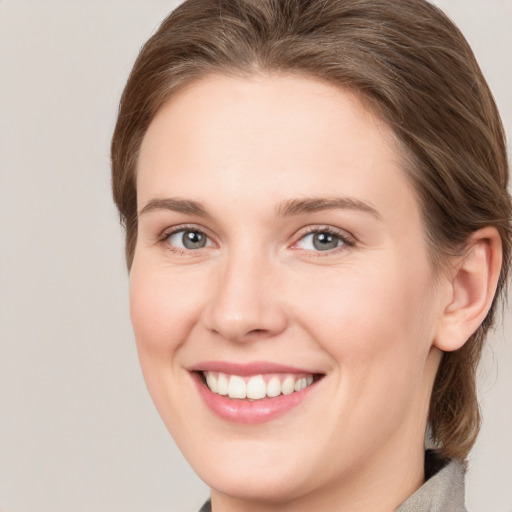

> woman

[{"left": 111, "top": 0, "right": 511, "bottom": 510}]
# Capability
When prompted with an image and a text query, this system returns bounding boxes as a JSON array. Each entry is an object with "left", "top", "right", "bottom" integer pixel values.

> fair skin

[{"left": 130, "top": 74, "right": 501, "bottom": 512}]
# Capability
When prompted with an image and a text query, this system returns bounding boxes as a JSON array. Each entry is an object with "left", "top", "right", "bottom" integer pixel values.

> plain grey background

[{"left": 0, "top": 1, "right": 510, "bottom": 511}]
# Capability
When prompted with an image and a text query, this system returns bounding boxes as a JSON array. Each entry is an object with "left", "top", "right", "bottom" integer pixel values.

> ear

[{"left": 434, "top": 227, "right": 502, "bottom": 352}]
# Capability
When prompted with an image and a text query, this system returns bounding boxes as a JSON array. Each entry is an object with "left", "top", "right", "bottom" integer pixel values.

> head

[{"left": 111, "top": 0, "right": 510, "bottom": 492}]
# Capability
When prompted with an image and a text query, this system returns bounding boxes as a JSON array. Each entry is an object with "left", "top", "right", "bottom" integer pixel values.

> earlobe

[{"left": 434, "top": 227, "right": 502, "bottom": 352}]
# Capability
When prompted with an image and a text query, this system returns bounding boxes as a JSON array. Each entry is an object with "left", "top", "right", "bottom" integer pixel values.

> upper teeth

[{"left": 204, "top": 371, "right": 314, "bottom": 400}]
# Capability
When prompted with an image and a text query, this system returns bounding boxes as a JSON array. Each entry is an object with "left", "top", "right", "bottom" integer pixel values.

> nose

[{"left": 202, "top": 251, "right": 288, "bottom": 343}]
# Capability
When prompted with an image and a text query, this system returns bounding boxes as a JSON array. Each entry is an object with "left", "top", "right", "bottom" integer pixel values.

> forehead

[{"left": 137, "top": 73, "right": 419, "bottom": 227}]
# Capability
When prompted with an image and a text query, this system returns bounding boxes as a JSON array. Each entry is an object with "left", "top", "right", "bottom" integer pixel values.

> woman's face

[{"left": 131, "top": 75, "right": 446, "bottom": 507}]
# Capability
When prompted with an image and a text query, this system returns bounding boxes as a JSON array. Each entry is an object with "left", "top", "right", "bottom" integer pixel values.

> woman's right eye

[{"left": 165, "top": 229, "right": 213, "bottom": 250}]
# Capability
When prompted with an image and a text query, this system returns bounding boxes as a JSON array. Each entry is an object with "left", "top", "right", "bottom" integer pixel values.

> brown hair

[{"left": 111, "top": 0, "right": 511, "bottom": 460}]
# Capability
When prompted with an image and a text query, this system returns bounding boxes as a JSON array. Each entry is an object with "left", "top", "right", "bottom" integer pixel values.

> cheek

[
  {"left": 294, "top": 257, "right": 437, "bottom": 375},
  {"left": 129, "top": 259, "right": 201, "bottom": 354},
  {"left": 128, "top": 257, "right": 202, "bottom": 430},
  {"left": 295, "top": 261, "right": 438, "bottom": 446}
]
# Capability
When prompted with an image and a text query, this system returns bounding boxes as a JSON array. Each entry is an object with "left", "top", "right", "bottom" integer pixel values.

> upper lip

[{"left": 188, "top": 360, "right": 321, "bottom": 376}]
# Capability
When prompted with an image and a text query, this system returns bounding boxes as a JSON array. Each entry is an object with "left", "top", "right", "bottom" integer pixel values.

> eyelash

[
  {"left": 159, "top": 224, "right": 215, "bottom": 256},
  {"left": 291, "top": 226, "right": 355, "bottom": 256},
  {"left": 158, "top": 224, "right": 355, "bottom": 256}
]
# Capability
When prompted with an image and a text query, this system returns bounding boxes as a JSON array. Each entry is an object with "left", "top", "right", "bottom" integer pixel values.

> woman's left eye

[
  {"left": 295, "top": 230, "right": 351, "bottom": 252},
  {"left": 166, "top": 229, "right": 213, "bottom": 250}
]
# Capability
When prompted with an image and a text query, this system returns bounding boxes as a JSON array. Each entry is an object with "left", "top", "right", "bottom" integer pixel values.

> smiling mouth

[{"left": 200, "top": 371, "right": 321, "bottom": 400}]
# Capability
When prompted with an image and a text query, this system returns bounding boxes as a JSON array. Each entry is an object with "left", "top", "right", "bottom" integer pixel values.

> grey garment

[
  {"left": 198, "top": 500, "right": 211, "bottom": 512},
  {"left": 198, "top": 451, "right": 467, "bottom": 512},
  {"left": 395, "top": 457, "right": 467, "bottom": 512}
]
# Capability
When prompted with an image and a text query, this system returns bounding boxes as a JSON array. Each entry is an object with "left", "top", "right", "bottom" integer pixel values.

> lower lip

[{"left": 191, "top": 372, "right": 318, "bottom": 424}]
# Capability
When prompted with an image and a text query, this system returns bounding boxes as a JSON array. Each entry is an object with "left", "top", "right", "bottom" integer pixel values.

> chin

[
  {"left": 176, "top": 431, "right": 321, "bottom": 503},
  {"left": 201, "top": 462, "right": 314, "bottom": 505}
]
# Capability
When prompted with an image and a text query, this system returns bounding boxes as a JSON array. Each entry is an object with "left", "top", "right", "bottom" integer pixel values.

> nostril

[{"left": 203, "top": 293, "right": 288, "bottom": 342}]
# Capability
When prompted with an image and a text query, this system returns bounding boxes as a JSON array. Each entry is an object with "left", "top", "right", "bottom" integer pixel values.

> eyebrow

[
  {"left": 275, "top": 197, "right": 382, "bottom": 220},
  {"left": 138, "top": 196, "right": 382, "bottom": 220},
  {"left": 139, "top": 198, "right": 209, "bottom": 217}
]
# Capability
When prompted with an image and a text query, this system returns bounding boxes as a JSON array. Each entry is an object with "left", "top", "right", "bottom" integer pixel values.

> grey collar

[{"left": 395, "top": 451, "right": 467, "bottom": 512}]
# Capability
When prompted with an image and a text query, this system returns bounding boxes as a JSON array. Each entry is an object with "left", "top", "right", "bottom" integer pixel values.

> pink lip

[
  {"left": 189, "top": 362, "right": 322, "bottom": 425},
  {"left": 188, "top": 360, "right": 316, "bottom": 376}
]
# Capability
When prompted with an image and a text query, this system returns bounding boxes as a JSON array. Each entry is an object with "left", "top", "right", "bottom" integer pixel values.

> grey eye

[
  {"left": 297, "top": 231, "right": 344, "bottom": 251},
  {"left": 312, "top": 232, "right": 341, "bottom": 250},
  {"left": 168, "top": 230, "right": 210, "bottom": 250}
]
